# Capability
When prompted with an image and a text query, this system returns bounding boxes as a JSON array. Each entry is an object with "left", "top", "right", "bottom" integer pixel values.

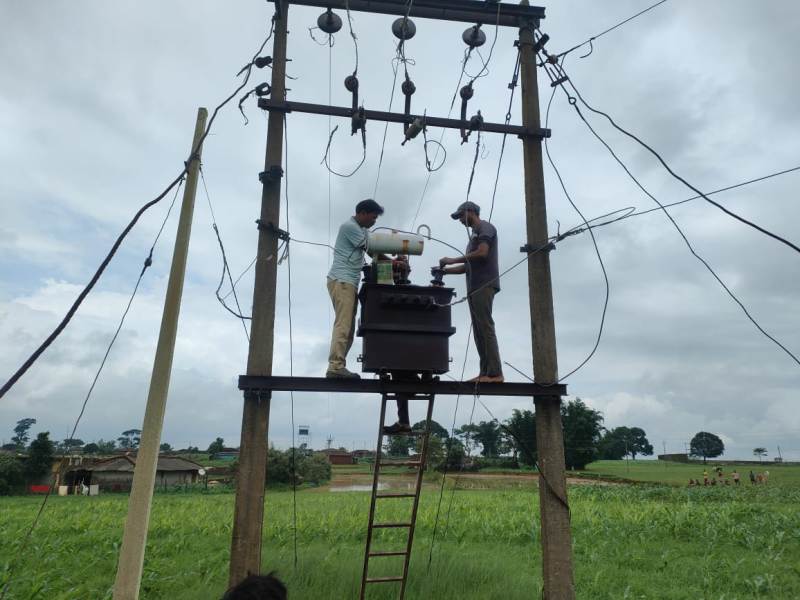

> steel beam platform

[
  {"left": 271, "top": 0, "right": 545, "bottom": 28},
  {"left": 258, "top": 99, "right": 551, "bottom": 138},
  {"left": 238, "top": 375, "right": 566, "bottom": 397}
]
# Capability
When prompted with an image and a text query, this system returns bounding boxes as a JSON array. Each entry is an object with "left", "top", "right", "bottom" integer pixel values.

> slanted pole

[
  {"left": 518, "top": 4, "right": 576, "bottom": 598},
  {"left": 228, "top": 5, "right": 289, "bottom": 586},
  {"left": 113, "top": 106, "right": 208, "bottom": 600}
]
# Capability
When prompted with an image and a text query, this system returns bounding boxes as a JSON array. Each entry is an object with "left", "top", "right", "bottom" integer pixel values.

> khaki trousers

[
  {"left": 327, "top": 279, "right": 358, "bottom": 371},
  {"left": 467, "top": 287, "right": 503, "bottom": 377}
]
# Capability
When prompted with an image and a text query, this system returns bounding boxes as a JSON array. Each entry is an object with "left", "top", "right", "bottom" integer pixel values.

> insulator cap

[
  {"left": 460, "top": 84, "right": 474, "bottom": 101},
  {"left": 391, "top": 17, "right": 417, "bottom": 40},
  {"left": 344, "top": 75, "right": 359, "bottom": 92},
  {"left": 254, "top": 56, "right": 273, "bottom": 69},
  {"left": 401, "top": 78, "right": 416, "bottom": 96},
  {"left": 462, "top": 25, "right": 486, "bottom": 48},
  {"left": 317, "top": 8, "right": 343, "bottom": 34}
]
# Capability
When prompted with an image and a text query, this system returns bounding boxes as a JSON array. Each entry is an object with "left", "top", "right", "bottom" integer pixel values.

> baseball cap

[{"left": 450, "top": 201, "right": 481, "bottom": 220}]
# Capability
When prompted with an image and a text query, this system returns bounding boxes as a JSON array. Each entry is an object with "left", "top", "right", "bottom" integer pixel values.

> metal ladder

[{"left": 359, "top": 391, "right": 435, "bottom": 600}]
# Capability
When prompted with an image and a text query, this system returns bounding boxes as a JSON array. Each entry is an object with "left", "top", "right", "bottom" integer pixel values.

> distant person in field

[
  {"left": 749, "top": 470, "right": 756, "bottom": 485},
  {"left": 732, "top": 470, "right": 740, "bottom": 485},
  {"left": 222, "top": 573, "right": 287, "bottom": 600},
  {"left": 763, "top": 470, "right": 770, "bottom": 484}
]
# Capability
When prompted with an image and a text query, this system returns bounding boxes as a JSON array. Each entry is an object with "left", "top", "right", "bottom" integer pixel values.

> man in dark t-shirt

[{"left": 439, "top": 201, "right": 503, "bottom": 383}]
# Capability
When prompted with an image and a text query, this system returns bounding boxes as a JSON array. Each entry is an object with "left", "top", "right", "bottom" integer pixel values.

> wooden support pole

[
  {"left": 518, "top": 5, "right": 576, "bottom": 599},
  {"left": 112, "top": 106, "right": 208, "bottom": 600},
  {"left": 228, "top": 7, "right": 289, "bottom": 586}
]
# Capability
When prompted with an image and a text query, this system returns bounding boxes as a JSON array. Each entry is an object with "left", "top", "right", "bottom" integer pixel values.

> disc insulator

[
  {"left": 317, "top": 8, "right": 342, "bottom": 34},
  {"left": 392, "top": 17, "right": 417, "bottom": 40},
  {"left": 462, "top": 25, "right": 486, "bottom": 48}
]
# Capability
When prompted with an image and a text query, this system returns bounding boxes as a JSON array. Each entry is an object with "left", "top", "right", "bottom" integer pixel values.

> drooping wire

[
  {"left": 220, "top": 255, "right": 257, "bottom": 301},
  {"left": 373, "top": 57, "right": 401, "bottom": 199},
  {"left": 556, "top": 0, "right": 669, "bottom": 60},
  {"left": 565, "top": 78, "right": 800, "bottom": 256},
  {"left": 344, "top": 0, "right": 359, "bottom": 76},
  {"left": 465, "top": 130, "right": 482, "bottom": 201},
  {"left": 0, "top": 16, "right": 277, "bottom": 400},
  {"left": 488, "top": 48, "right": 522, "bottom": 222},
  {"left": 542, "top": 67, "right": 611, "bottom": 383},
  {"left": 322, "top": 124, "right": 366, "bottom": 177},
  {"left": 465, "top": 2, "right": 501, "bottom": 85},
  {"left": 0, "top": 178, "right": 185, "bottom": 600},
  {"left": 543, "top": 58, "right": 800, "bottom": 368},
  {"left": 568, "top": 165, "right": 800, "bottom": 235},
  {"left": 284, "top": 117, "right": 299, "bottom": 569},
  {"left": 200, "top": 167, "right": 252, "bottom": 337}
]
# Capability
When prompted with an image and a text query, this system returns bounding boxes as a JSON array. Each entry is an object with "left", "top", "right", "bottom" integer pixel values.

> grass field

[
  {"left": 2, "top": 463, "right": 799, "bottom": 599},
  {"left": 581, "top": 460, "right": 795, "bottom": 487}
]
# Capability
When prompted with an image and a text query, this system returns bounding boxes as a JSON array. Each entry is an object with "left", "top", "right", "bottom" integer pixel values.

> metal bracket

[
  {"left": 256, "top": 220, "right": 290, "bottom": 242},
  {"left": 520, "top": 241, "right": 555, "bottom": 253},
  {"left": 243, "top": 389, "right": 272, "bottom": 402},
  {"left": 258, "top": 165, "right": 284, "bottom": 184}
]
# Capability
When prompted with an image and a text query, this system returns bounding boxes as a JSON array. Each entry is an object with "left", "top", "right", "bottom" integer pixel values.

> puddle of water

[{"left": 330, "top": 482, "right": 415, "bottom": 493}]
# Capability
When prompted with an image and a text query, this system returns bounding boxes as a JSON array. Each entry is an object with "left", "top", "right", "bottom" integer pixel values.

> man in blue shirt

[{"left": 326, "top": 199, "right": 384, "bottom": 378}]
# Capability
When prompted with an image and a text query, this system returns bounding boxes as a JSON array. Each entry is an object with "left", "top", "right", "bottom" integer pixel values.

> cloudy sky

[{"left": 1, "top": 1, "right": 798, "bottom": 461}]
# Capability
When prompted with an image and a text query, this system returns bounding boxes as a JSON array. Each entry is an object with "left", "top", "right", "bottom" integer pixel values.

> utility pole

[
  {"left": 113, "top": 107, "right": 208, "bottom": 600},
  {"left": 663, "top": 440, "right": 667, "bottom": 469},
  {"left": 518, "top": 8, "right": 575, "bottom": 599},
  {"left": 229, "top": 4, "right": 289, "bottom": 586}
]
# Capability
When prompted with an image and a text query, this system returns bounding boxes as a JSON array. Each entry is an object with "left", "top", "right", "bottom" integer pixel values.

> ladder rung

[
  {"left": 376, "top": 492, "right": 416, "bottom": 499},
  {"left": 372, "top": 522, "right": 412, "bottom": 528},
  {"left": 369, "top": 550, "right": 408, "bottom": 557},
  {"left": 381, "top": 430, "right": 425, "bottom": 437},
  {"left": 379, "top": 461, "right": 421, "bottom": 467},
  {"left": 366, "top": 576, "right": 405, "bottom": 583}
]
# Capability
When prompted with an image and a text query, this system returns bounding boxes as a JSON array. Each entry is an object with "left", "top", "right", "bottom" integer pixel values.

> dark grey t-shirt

[{"left": 466, "top": 220, "right": 500, "bottom": 293}]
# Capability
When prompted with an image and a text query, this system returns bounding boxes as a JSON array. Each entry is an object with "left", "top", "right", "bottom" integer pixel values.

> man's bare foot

[
  {"left": 479, "top": 375, "right": 504, "bottom": 383},
  {"left": 466, "top": 375, "right": 482, "bottom": 383}
]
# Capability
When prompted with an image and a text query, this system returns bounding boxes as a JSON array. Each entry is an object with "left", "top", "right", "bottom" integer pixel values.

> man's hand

[{"left": 439, "top": 257, "right": 455, "bottom": 268}]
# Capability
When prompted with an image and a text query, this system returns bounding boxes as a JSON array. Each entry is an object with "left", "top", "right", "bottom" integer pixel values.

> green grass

[
  {"left": 581, "top": 460, "right": 800, "bottom": 486},
  {"left": 2, "top": 481, "right": 800, "bottom": 599}
]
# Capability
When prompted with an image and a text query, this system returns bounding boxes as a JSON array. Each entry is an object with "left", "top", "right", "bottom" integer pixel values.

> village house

[{"left": 65, "top": 455, "right": 203, "bottom": 492}]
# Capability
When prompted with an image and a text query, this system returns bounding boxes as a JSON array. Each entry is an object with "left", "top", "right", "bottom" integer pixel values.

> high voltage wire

[
  {"left": 538, "top": 52, "right": 800, "bottom": 368},
  {"left": 0, "top": 16, "right": 277, "bottom": 400},
  {"left": 0, "top": 178, "right": 185, "bottom": 600}
]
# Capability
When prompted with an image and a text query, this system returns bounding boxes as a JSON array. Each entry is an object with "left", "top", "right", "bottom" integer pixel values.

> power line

[
  {"left": 541, "top": 59, "right": 800, "bottom": 368},
  {"left": 556, "top": 0, "right": 669, "bottom": 60},
  {"left": 0, "top": 16, "right": 277, "bottom": 400},
  {"left": 0, "top": 178, "right": 185, "bottom": 600}
]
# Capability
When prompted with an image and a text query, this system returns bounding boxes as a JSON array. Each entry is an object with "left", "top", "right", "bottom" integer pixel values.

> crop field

[{"left": 2, "top": 469, "right": 799, "bottom": 600}]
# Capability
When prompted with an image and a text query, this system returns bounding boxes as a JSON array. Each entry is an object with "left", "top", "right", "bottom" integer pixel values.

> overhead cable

[
  {"left": 542, "top": 58, "right": 800, "bottom": 368},
  {"left": 0, "top": 16, "right": 277, "bottom": 400},
  {"left": 556, "top": 0, "right": 669, "bottom": 60}
]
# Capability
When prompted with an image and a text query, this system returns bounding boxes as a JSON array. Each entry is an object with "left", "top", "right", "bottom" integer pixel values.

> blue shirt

[{"left": 328, "top": 217, "right": 368, "bottom": 287}]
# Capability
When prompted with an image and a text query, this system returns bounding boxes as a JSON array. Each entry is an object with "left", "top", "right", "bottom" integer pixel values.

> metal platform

[{"left": 238, "top": 375, "right": 566, "bottom": 397}]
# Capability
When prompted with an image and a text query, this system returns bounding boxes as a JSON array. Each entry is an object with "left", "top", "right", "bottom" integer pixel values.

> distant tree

[
  {"left": 159, "top": 443, "right": 173, "bottom": 453},
  {"left": 599, "top": 427, "right": 653, "bottom": 460},
  {"left": 0, "top": 455, "right": 25, "bottom": 495},
  {"left": 384, "top": 435, "right": 414, "bottom": 457},
  {"left": 437, "top": 437, "right": 466, "bottom": 471},
  {"left": 185, "top": 446, "right": 200, "bottom": 454},
  {"left": 457, "top": 421, "right": 504, "bottom": 457},
  {"left": 24, "top": 432, "right": 54, "bottom": 482},
  {"left": 83, "top": 443, "right": 100, "bottom": 454},
  {"left": 598, "top": 429, "right": 627, "bottom": 460},
  {"left": 265, "top": 447, "right": 331, "bottom": 486},
  {"left": 504, "top": 409, "right": 537, "bottom": 467},
  {"left": 1, "top": 443, "right": 18, "bottom": 452},
  {"left": 207, "top": 438, "right": 225, "bottom": 456},
  {"left": 689, "top": 432, "right": 724, "bottom": 463},
  {"left": 118, "top": 429, "right": 142, "bottom": 449},
  {"left": 58, "top": 438, "right": 85, "bottom": 453},
  {"left": 561, "top": 398, "right": 604, "bottom": 470},
  {"left": 411, "top": 419, "right": 449, "bottom": 440},
  {"left": 11, "top": 418, "right": 36, "bottom": 448},
  {"left": 752, "top": 447, "right": 768, "bottom": 463},
  {"left": 95, "top": 439, "right": 117, "bottom": 454}
]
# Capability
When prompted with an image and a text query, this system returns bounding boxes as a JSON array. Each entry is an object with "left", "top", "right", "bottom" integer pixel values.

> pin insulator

[
  {"left": 254, "top": 56, "right": 273, "bottom": 69},
  {"left": 460, "top": 84, "right": 474, "bottom": 101},
  {"left": 317, "top": 8, "right": 343, "bottom": 34},
  {"left": 254, "top": 82, "right": 271, "bottom": 97},
  {"left": 462, "top": 25, "right": 486, "bottom": 48},
  {"left": 344, "top": 75, "right": 359, "bottom": 92},
  {"left": 401, "top": 78, "right": 416, "bottom": 96},
  {"left": 391, "top": 17, "right": 416, "bottom": 40}
]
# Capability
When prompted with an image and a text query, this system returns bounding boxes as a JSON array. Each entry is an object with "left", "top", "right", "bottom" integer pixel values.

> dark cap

[{"left": 450, "top": 201, "right": 480, "bottom": 220}]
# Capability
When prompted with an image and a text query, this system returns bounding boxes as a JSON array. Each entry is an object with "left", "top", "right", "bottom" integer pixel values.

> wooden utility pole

[
  {"left": 113, "top": 106, "right": 208, "bottom": 600},
  {"left": 518, "top": 6, "right": 576, "bottom": 598},
  {"left": 228, "top": 5, "right": 289, "bottom": 586}
]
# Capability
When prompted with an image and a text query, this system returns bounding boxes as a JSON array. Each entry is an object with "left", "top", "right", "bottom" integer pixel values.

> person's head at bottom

[{"left": 222, "top": 573, "right": 287, "bottom": 600}]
